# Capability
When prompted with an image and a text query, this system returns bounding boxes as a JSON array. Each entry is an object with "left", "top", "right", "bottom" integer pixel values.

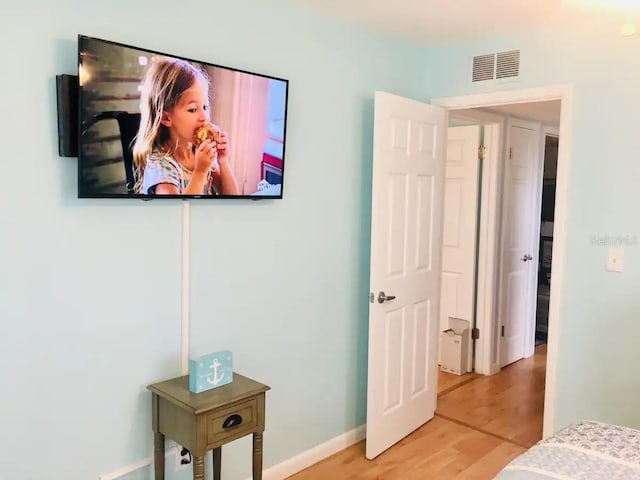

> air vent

[
  {"left": 472, "top": 54, "right": 495, "bottom": 82},
  {"left": 496, "top": 50, "right": 520, "bottom": 79},
  {"left": 472, "top": 49, "right": 520, "bottom": 82}
]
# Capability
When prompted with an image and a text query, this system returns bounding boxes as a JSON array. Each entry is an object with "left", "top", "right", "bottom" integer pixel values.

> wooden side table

[{"left": 148, "top": 373, "right": 270, "bottom": 480}]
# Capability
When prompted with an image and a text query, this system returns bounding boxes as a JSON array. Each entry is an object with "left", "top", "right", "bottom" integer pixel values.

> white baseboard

[
  {"left": 99, "top": 425, "right": 365, "bottom": 480},
  {"left": 98, "top": 445, "right": 178, "bottom": 480},
  {"left": 246, "top": 424, "right": 366, "bottom": 480}
]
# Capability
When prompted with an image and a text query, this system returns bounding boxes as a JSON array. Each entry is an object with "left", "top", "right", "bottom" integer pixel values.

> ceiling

[
  {"left": 290, "top": 0, "right": 639, "bottom": 47},
  {"left": 450, "top": 101, "right": 561, "bottom": 126},
  {"left": 482, "top": 101, "right": 562, "bottom": 126}
]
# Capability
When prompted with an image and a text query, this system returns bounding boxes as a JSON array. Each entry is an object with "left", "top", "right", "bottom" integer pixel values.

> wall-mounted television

[{"left": 77, "top": 35, "right": 289, "bottom": 199}]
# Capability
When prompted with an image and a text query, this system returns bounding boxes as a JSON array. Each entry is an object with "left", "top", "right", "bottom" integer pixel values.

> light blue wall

[
  {"left": 0, "top": 1, "right": 431, "bottom": 479},
  {"left": 5, "top": 3, "right": 639, "bottom": 478},
  {"left": 422, "top": 26, "right": 640, "bottom": 430}
]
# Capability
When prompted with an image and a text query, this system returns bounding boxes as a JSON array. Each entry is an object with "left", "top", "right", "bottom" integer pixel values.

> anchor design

[{"left": 207, "top": 358, "right": 225, "bottom": 385}]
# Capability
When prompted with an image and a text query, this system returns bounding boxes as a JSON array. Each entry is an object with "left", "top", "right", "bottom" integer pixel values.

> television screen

[{"left": 77, "top": 35, "right": 288, "bottom": 199}]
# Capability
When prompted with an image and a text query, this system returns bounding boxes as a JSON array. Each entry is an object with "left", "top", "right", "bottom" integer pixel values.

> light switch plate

[{"left": 607, "top": 247, "right": 624, "bottom": 272}]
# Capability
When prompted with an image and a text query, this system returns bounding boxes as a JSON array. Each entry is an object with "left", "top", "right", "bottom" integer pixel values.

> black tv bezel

[{"left": 77, "top": 34, "right": 289, "bottom": 200}]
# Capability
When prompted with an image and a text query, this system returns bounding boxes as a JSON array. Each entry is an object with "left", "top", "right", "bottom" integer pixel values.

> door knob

[
  {"left": 521, "top": 254, "right": 533, "bottom": 262},
  {"left": 377, "top": 291, "right": 396, "bottom": 303}
]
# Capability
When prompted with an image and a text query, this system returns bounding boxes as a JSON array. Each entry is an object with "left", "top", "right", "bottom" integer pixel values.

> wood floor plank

[
  {"left": 287, "top": 344, "right": 545, "bottom": 479},
  {"left": 288, "top": 417, "right": 526, "bottom": 480},
  {"left": 436, "top": 345, "right": 546, "bottom": 448},
  {"left": 438, "top": 370, "right": 479, "bottom": 396}
]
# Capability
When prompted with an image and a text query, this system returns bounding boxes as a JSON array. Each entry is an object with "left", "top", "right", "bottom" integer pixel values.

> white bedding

[{"left": 494, "top": 420, "right": 640, "bottom": 479}]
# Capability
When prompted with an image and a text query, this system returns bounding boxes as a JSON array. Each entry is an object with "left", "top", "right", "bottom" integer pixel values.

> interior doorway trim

[{"left": 431, "top": 85, "right": 574, "bottom": 438}]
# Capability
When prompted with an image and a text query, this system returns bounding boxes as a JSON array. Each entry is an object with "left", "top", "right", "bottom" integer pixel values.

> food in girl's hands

[{"left": 193, "top": 122, "right": 221, "bottom": 146}]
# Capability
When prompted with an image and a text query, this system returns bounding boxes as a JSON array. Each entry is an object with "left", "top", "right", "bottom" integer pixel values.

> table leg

[
  {"left": 212, "top": 447, "right": 221, "bottom": 480},
  {"left": 192, "top": 455, "right": 205, "bottom": 480},
  {"left": 153, "top": 432, "right": 165, "bottom": 480},
  {"left": 252, "top": 432, "right": 263, "bottom": 480}
]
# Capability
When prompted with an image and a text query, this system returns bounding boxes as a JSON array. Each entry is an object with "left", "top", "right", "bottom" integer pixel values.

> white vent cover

[
  {"left": 472, "top": 50, "right": 520, "bottom": 82},
  {"left": 472, "top": 54, "right": 495, "bottom": 82}
]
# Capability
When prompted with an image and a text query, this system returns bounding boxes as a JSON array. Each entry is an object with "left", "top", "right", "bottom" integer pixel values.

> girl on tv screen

[{"left": 132, "top": 58, "right": 239, "bottom": 196}]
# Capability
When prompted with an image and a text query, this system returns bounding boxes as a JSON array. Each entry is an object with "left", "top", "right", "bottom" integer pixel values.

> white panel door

[
  {"left": 439, "top": 125, "right": 481, "bottom": 373},
  {"left": 498, "top": 120, "right": 540, "bottom": 367},
  {"left": 366, "top": 92, "right": 446, "bottom": 460}
]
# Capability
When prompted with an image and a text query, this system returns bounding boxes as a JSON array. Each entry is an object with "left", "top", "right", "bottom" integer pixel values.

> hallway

[
  {"left": 288, "top": 345, "right": 547, "bottom": 479},
  {"left": 436, "top": 344, "right": 546, "bottom": 449}
]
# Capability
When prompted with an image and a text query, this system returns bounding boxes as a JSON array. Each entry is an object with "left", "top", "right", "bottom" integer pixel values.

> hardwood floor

[
  {"left": 287, "top": 416, "right": 525, "bottom": 480},
  {"left": 436, "top": 344, "right": 547, "bottom": 449},
  {"left": 287, "top": 345, "right": 546, "bottom": 479},
  {"left": 438, "top": 370, "right": 480, "bottom": 396}
]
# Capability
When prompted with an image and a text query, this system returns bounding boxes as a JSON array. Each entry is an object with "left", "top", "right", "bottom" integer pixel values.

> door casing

[{"left": 432, "top": 85, "right": 574, "bottom": 438}]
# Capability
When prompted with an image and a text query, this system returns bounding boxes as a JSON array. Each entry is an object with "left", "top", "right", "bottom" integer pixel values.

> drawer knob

[{"left": 222, "top": 414, "right": 243, "bottom": 429}]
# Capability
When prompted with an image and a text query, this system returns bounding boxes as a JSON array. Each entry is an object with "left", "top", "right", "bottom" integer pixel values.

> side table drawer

[{"left": 207, "top": 397, "right": 258, "bottom": 445}]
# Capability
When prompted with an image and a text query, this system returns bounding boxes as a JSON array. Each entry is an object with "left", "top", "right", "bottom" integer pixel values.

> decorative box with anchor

[{"left": 189, "top": 350, "right": 233, "bottom": 393}]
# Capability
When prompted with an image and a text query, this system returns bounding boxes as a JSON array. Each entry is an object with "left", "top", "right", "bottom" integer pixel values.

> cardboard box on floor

[{"left": 440, "top": 317, "right": 470, "bottom": 376}]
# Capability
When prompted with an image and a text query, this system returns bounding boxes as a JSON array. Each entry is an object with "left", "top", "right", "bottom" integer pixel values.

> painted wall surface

[
  {"left": 0, "top": 1, "right": 431, "bottom": 479},
  {"left": 5, "top": 2, "right": 638, "bottom": 478},
  {"left": 422, "top": 24, "right": 640, "bottom": 431}
]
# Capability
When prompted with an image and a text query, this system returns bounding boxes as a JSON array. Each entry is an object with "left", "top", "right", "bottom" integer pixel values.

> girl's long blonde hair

[{"left": 132, "top": 58, "right": 208, "bottom": 193}]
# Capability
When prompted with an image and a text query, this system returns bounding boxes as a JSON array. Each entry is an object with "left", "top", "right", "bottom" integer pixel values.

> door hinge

[
  {"left": 478, "top": 145, "right": 486, "bottom": 161},
  {"left": 471, "top": 328, "right": 480, "bottom": 340},
  {"left": 501, "top": 325, "right": 505, "bottom": 337},
  {"left": 509, "top": 147, "right": 512, "bottom": 160}
]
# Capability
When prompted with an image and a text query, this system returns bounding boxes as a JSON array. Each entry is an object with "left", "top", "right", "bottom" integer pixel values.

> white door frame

[{"left": 432, "top": 85, "right": 574, "bottom": 438}]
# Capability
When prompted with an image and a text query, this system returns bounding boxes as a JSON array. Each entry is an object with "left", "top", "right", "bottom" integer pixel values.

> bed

[{"left": 494, "top": 420, "right": 640, "bottom": 479}]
